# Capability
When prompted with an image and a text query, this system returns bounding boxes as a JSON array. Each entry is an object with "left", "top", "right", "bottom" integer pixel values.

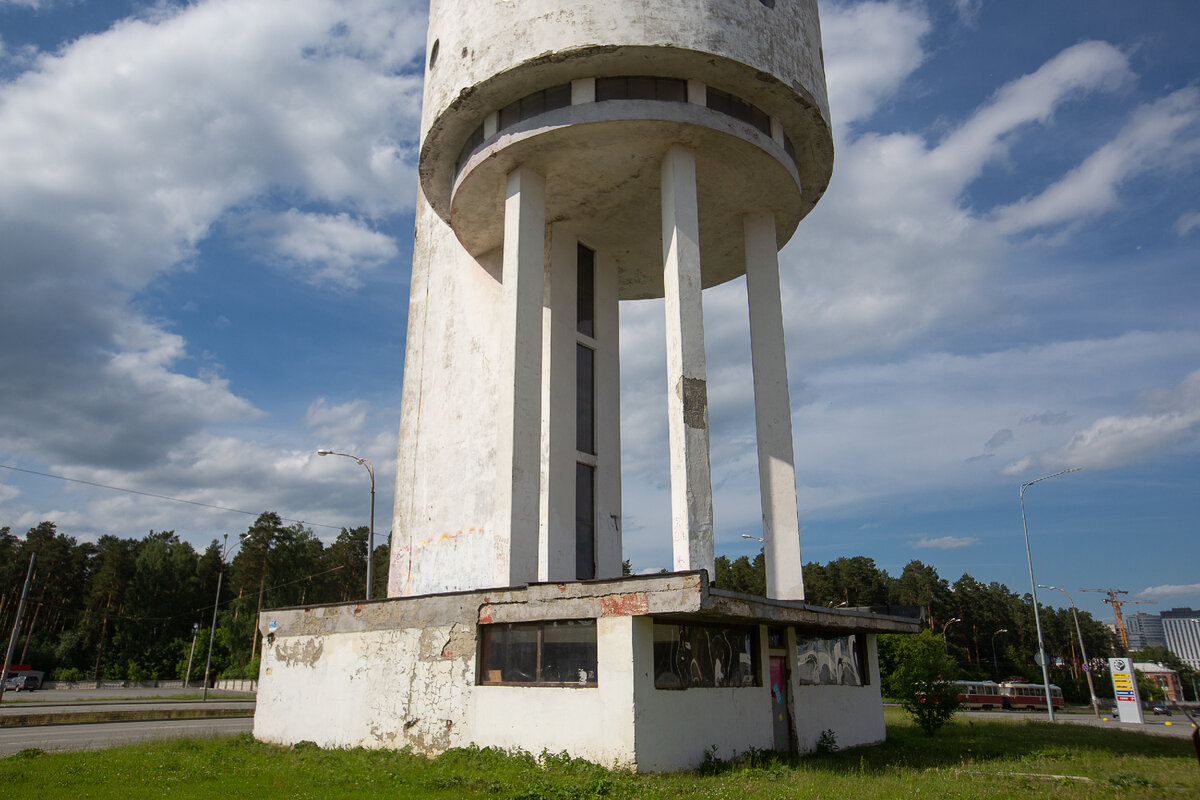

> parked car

[{"left": 5, "top": 675, "right": 39, "bottom": 692}]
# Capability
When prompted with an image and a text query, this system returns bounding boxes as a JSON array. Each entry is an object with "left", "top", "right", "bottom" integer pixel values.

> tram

[
  {"left": 998, "top": 681, "right": 1064, "bottom": 710},
  {"left": 952, "top": 680, "right": 1005, "bottom": 709}
]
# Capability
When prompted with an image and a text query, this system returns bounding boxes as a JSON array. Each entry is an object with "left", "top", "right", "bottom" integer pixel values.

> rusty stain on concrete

[
  {"left": 599, "top": 592, "right": 649, "bottom": 616},
  {"left": 680, "top": 376, "right": 708, "bottom": 429}
]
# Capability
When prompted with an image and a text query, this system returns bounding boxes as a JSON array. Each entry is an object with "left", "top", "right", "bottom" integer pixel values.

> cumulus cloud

[
  {"left": 239, "top": 210, "right": 399, "bottom": 288},
  {"left": 822, "top": 1, "right": 931, "bottom": 129},
  {"left": 1003, "top": 369, "right": 1200, "bottom": 475},
  {"left": 0, "top": 0, "right": 424, "bottom": 474},
  {"left": 305, "top": 397, "right": 369, "bottom": 444},
  {"left": 913, "top": 536, "right": 979, "bottom": 550}
]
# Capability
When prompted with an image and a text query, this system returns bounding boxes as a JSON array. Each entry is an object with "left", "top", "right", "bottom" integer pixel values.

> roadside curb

[{"left": 0, "top": 708, "right": 254, "bottom": 728}]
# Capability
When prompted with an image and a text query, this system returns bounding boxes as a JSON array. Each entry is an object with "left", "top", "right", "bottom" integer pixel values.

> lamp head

[{"left": 317, "top": 449, "right": 332, "bottom": 456}]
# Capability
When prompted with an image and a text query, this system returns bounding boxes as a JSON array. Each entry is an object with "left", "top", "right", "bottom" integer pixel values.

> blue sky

[{"left": 1, "top": 0, "right": 1197, "bottom": 625}]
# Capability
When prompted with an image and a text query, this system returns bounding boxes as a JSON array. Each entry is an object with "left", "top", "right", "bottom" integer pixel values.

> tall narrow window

[
  {"left": 575, "top": 463, "right": 595, "bottom": 580},
  {"left": 576, "top": 344, "right": 595, "bottom": 455},
  {"left": 577, "top": 244, "right": 594, "bottom": 337}
]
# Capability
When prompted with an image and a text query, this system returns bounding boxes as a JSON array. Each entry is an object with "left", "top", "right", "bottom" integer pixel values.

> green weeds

[{"left": 0, "top": 710, "right": 1195, "bottom": 799}]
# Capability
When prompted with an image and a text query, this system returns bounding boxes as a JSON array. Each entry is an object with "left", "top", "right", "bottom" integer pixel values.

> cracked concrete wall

[{"left": 254, "top": 619, "right": 477, "bottom": 753}]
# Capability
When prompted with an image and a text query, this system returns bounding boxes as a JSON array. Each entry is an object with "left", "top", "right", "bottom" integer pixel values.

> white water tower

[{"left": 389, "top": 0, "right": 834, "bottom": 600}]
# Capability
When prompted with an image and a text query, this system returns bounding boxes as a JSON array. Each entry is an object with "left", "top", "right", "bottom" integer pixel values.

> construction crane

[{"left": 1080, "top": 588, "right": 1158, "bottom": 652}]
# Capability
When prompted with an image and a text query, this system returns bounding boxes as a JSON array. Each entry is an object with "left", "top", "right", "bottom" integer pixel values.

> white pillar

[
  {"left": 540, "top": 223, "right": 577, "bottom": 582},
  {"left": 496, "top": 165, "right": 545, "bottom": 587},
  {"left": 594, "top": 248, "right": 623, "bottom": 578},
  {"left": 661, "top": 145, "right": 714, "bottom": 577},
  {"left": 744, "top": 210, "right": 804, "bottom": 600}
]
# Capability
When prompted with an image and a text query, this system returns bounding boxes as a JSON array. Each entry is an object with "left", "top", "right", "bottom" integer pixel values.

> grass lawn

[{"left": 1, "top": 708, "right": 1196, "bottom": 799}]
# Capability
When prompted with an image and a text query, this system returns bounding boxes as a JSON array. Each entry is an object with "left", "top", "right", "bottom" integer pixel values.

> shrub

[{"left": 890, "top": 629, "right": 962, "bottom": 735}]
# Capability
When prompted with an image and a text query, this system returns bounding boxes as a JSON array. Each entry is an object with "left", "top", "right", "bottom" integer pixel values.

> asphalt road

[
  {"left": 0, "top": 687, "right": 256, "bottom": 756},
  {"left": 958, "top": 708, "right": 1199, "bottom": 739},
  {"left": 0, "top": 716, "right": 254, "bottom": 756}
]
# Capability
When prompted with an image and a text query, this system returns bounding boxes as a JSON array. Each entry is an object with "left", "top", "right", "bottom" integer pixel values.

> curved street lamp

[
  {"left": 1039, "top": 584, "right": 1101, "bottom": 719},
  {"left": 1020, "top": 466, "right": 1081, "bottom": 723},
  {"left": 318, "top": 449, "right": 376, "bottom": 600},
  {"left": 991, "top": 628, "right": 1008, "bottom": 677},
  {"left": 941, "top": 617, "right": 961, "bottom": 652}
]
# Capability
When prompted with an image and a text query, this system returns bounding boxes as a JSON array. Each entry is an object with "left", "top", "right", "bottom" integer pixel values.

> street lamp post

[
  {"left": 1039, "top": 584, "right": 1101, "bottom": 719},
  {"left": 942, "top": 617, "right": 961, "bottom": 653},
  {"left": 202, "top": 533, "right": 229, "bottom": 703},
  {"left": 318, "top": 449, "right": 376, "bottom": 601},
  {"left": 991, "top": 628, "right": 1008, "bottom": 677},
  {"left": 1020, "top": 467, "right": 1081, "bottom": 723},
  {"left": 184, "top": 622, "right": 199, "bottom": 689}
]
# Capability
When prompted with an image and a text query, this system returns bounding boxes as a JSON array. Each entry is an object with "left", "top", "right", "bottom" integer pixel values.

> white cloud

[
  {"left": 995, "top": 88, "right": 1200, "bottom": 234},
  {"left": 1003, "top": 369, "right": 1200, "bottom": 475},
  {"left": 913, "top": 536, "right": 979, "bottom": 550},
  {"left": 1138, "top": 583, "right": 1200, "bottom": 601},
  {"left": 1175, "top": 210, "right": 1200, "bottom": 236},
  {"left": 240, "top": 209, "right": 399, "bottom": 288},
  {"left": 822, "top": 1, "right": 931, "bottom": 129},
  {"left": 0, "top": 0, "right": 425, "bottom": 473},
  {"left": 305, "top": 397, "right": 369, "bottom": 444},
  {"left": 929, "top": 41, "right": 1134, "bottom": 185}
]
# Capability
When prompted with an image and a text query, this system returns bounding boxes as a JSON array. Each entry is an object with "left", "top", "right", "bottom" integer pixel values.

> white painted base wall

[{"left": 253, "top": 581, "right": 907, "bottom": 771}]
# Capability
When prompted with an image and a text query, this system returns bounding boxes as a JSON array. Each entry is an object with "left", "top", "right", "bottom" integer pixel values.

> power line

[{"left": 0, "top": 463, "right": 340, "bottom": 531}]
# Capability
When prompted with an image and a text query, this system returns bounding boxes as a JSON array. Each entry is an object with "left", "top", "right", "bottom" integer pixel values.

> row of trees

[
  {"left": 0, "top": 516, "right": 387, "bottom": 682},
  {"left": 3, "top": 519, "right": 1189, "bottom": 701},
  {"left": 715, "top": 552, "right": 1198, "bottom": 703}
]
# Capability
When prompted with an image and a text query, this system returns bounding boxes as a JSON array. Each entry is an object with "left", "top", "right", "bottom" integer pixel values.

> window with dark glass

[
  {"left": 794, "top": 634, "right": 867, "bottom": 686},
  {"left": 576, "top": 344, "right": 595, "bottom": 455},
  {"left": 575, "top": 463, "right": 595, "bottom": 580},
  {"left": 479, "top": 620, "right": 598, "bottom": 686},
  {"left": 595, "top": 76, "right": 687, "bottom": 103},
  {"left": 577, "top": 244, "right": 594, "bottom": 337},
  {"left": 705, "top": 87, "right": 771, "bottom": 136},
  {"left": 653, "top": 619, "right": 760, "bottom": 688}
]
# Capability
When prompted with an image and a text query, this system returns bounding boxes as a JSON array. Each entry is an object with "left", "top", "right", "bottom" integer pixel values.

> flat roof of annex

[{"left": 259, "top": 571, "right": 923, "bottom": 639}]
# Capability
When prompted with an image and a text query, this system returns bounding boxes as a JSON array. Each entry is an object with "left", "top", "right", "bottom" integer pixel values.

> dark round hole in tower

[
  {"left": 429, "top": 39, "right": 440, "bottom": 69},
  {"left": 759, "top": 0, "right": 775, "bottom": 7}
]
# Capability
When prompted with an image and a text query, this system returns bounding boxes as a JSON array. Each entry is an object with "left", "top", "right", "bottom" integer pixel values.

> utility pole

[
  {"left": 0, "top": 553, "right": 35, "bottom": 704},
  {"left": 1080, "top": 588, "right": 1157, "bottom": 652}
]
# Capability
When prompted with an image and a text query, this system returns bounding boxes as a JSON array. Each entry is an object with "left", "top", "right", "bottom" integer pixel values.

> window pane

[
  {"left": 656, "top": 77, "right": 687, "bottom": 103},
  {"left": 627, "top": 76, "right": 656, "bottom": 100},
  {"left": 482, "top": 623, "right": 539, "bottom": 683},
  {"left": 575, "top": 463, "right": 595, "bottom": 580},
  {"left": 795, "top": 634, "right": 863, "bottom": 686},
  {"left": 576, "top": 345, "right": 595, "bottom": 455},
  {"left": 576, "top": 244, "right": 594, "bottom": 337},
  {"left": 542, "top": 620, "right": 597, "bottom": 684},
  {"left": 479, "top": 621, "right": 597, "bottom": 686},
  {"left": 544, "top": 83, "right": 572, "bottom": 111},
  {"left": 595, "top": 76, "right": 626, "bottom": 101},
  {"left": 653, "top": 620, "right": 759, "bottom": 688}
]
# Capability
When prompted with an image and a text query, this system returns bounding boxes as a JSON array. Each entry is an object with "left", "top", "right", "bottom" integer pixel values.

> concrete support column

[
  {"left": 496, "top": 165, "right": 546, "bottom": 587},
  {"left": 661, "top": 145, "right": 714, "bottom": 577},
  {"left": 540, "top": 224, "right": 577, "bottom": 582},
  {"left": 594, "top": 249, "right": 623, "bottom": 578},
  {"left": 744, "top": 211, "right": 804, "bottom": 600}
]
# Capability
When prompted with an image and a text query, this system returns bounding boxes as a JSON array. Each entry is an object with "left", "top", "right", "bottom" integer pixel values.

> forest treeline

[
  {"left": 715, "top": 552, "right": 1197, "bottom": 704},
  {"left": 2, "top": 518, "right": 1192, "bottom": 702},
  {"left": 0, "top": 515, "right": 386, "bottom": 682}
]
